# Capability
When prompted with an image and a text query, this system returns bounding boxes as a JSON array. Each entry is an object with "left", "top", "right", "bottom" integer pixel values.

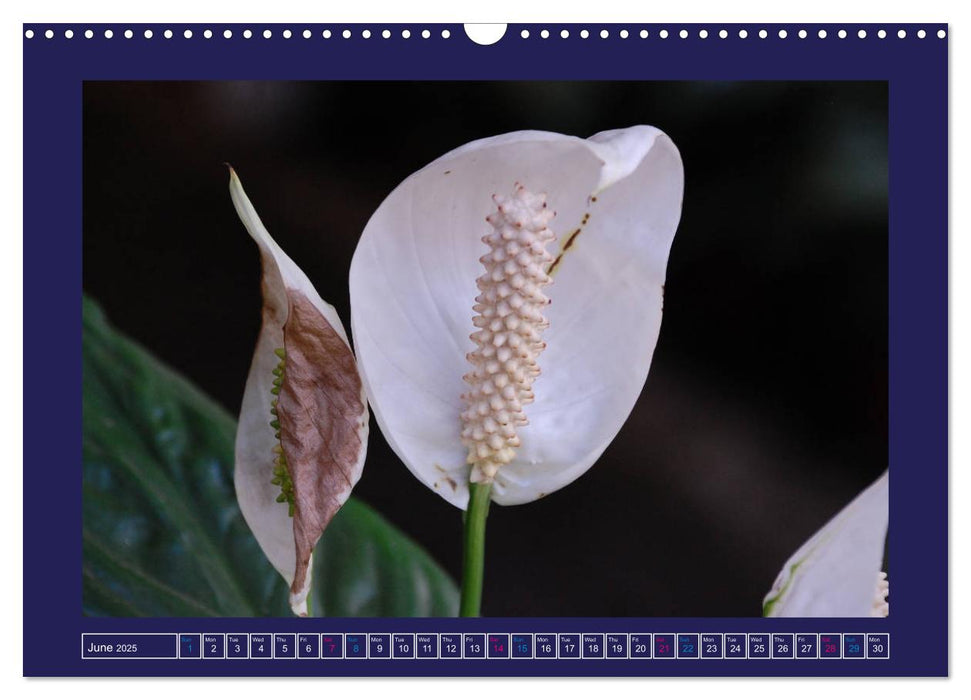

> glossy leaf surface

[{"left": 82, "top": 296, "right": 458, "bottom": 616}]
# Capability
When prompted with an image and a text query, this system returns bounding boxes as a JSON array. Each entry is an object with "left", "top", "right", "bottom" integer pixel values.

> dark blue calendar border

[{"left": 23, "top": 23, "right": 948, "bottom": 677}]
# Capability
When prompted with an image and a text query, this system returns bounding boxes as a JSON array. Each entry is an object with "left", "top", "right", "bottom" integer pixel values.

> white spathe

[
  {"left": 349, "top": 127, "right": 684, "bottom": 508},
  {"left": 763, "top": 470, "right": 889, "bottom": 617}
]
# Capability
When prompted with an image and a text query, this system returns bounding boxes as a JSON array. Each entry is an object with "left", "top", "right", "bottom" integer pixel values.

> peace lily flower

[
  {"left": 763, "top": 470, "right": 889, "bottom": 617},
  {"left": 349, "top": 126, "right": 684, "bottom": 509},
  {"left": 228, "top": 169, "right": 369, "bottom": 616}
]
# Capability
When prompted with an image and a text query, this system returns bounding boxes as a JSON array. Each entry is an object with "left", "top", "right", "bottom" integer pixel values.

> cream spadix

[
  {"left": 229, "top": 169, "right": 369, "bottom": 616},
  {"left": 461, "top": 184, "right": 556, "bottom": 484},
  {"left": 350, "top": 127, "right": 684, "bottom": 508},
  {"left": 763, "top": 470, "right": 889, "bottom": 617}
]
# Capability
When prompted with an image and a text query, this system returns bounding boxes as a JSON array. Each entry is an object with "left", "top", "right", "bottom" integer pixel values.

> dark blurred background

[{"left": 83, "top": 81, "right": 887, "bottom": 617}]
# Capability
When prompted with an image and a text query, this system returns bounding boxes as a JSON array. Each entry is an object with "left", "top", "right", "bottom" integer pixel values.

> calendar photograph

[{"left": 81, "top": 79, "right": 889, "bottom": 621}]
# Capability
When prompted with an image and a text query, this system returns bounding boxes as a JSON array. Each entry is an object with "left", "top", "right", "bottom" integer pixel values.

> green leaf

[{"left": 82, "top": 296, "right": 459, "bottom": 617}]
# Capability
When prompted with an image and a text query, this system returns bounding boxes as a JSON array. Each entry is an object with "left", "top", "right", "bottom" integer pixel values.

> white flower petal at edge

[
  {"left": 229, "top": 169, "right": 369, "bottom": 616},
  {"left": 349, "top": 127, "right": 683, "bottom": 508},
  {"left": 763, "top": 470, "right": 889, "bottom": 617}
]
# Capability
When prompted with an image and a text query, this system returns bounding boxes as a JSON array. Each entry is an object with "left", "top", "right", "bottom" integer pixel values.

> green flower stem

[{"left": 459, "top": 481, "right": 493, "bottom": 617}]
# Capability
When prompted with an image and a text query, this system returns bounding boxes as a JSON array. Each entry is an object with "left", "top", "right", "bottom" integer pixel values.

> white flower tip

[
  {"left": 227, "top": 167, "right": 281, "bottom": 262},
  {"left": 763, "top": 470, "right": 889, "bottom": 617},
  {"left": 872, "top": 571, "right": 889, "bottom": 617},
  {"left": 587, "top": 125, "right": 675, "bottom": 194},
  {"left": 227, "top": 165, "right": 247, "bottom": 205},
  {"left": 289, "top": 592, "right": 309, "bottom": 617},
  {"left": 288, "top": 558, "right": 312, "bottom": 616}
]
